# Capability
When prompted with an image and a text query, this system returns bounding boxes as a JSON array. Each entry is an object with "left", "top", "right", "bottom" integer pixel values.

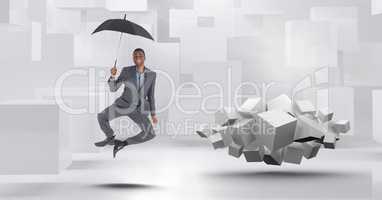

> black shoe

[
  {"left": 113, "top": 140, "right": 128, "bottom": 158},
  {"left": 94, "top": 136, "right": 115, "bottom": 147}
]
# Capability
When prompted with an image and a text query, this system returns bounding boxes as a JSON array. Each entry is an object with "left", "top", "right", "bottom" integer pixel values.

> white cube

[
  {"left": 263, "top": 147, "right": 284, "bottom": 165},
  {"left": 286, "top": 20, "right": 338, "bottom": 68},
  {"left": 310, "top": 7, "right": 359, "bottom": 52},
  {"left": 208, "top": 131, "right": 233, "bottom": 149},
  {"left": 228, "top": 118, "right": 258, "bottom": 146},
  {"left": 301, "top": 141, "right": 321, "bottom": 159},
  {"left": 105, "top": 0, "right": 147, "bottom": 11},
  {"left": 238, "top": 97, "right": 262, "bottom": 118},
  {"left": 323, "top": 132, "right": 337, "bottom": 149},
  {"left": 228, "top": 143, "right": 243, "bottom": 158},
  {"left": 257, "top": 110, "right": 297, "bottom": 151},
  {"left": 284, "top": 143, "right": 304, "bottom": 164},
  {"left": 330, "top": 120, "right": 350, "bottom": 133},
  {"left": 215, "top": 107, "right": 239, "bottom": 125},
  {"left": 243, "top": 145, "right": 264, "bottom": 162},
  {"left": 294, "top": 115, "right": 326, "bottom": 142},
  {"left": 212, "top": 125, "right": 228, "bottom": 133},
  {"left": 295, "top": 100, "right": 316, "bottom": 115},
  {"left": 0, "top": 101, "right": 71, "bottom": 174},
  {"left": 196, "top": 124, "right": 214, "bottom": 138},
  {"left": 317, "top": 107, "right": 334, "bottom": 123},
  {"left": 267, "top": 94, "right": 293, "bottom": 114}
]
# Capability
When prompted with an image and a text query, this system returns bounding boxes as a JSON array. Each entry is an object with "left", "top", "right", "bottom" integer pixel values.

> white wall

[
  {"left": 373, "top": 90, "right": 382, "bottom": 143},
  {"left": 0, "top": 0, "right": 381, "bottom": 139}
]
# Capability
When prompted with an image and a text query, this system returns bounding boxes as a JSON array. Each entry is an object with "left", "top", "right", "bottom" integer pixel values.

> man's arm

[
  {"left": 108, "top": 68, "right": 124, "bottom": 92},
  {"left": 148, "top": 73, "right": 156, "bottom": 116}
]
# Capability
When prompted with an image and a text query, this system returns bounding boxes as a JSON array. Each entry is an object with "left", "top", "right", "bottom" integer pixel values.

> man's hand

[
  {"left": 111, "top": 66, "right": 117, "bottom": 77},
  {"left": 151, "top": 115, "right": 158, "bottom": 124}
]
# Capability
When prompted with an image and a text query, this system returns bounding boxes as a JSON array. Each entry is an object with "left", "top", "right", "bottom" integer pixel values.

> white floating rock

[
  {"left": 257, "top": 110, "right": 297, "bottom": 151},
  {"left": 199, "top": 95, "right": 349, "bottom": 165},
  {"left": 263, "top": 147, "right": 284, "bottom": 165},
  {"left": 267, "top": 94, "right": 293, "bottom": 115},
  {"left": 221, "top": 131, "right": 233, "bottom": 147},
  {"left": 284, "top": 142, "right": 304, "bottom": 164},
  {"left": 330, "top": 120, "right": 350, "bottom": 133},
  {"left": 323, "top": 132, "right": 337, "bottom": 149},
  {"left": 294, "top": 115, "right": 326, "bottom": 142},
  {"left": 238, "top": 97, "right": 262, "bottom": 118},
  {"left": 300, "top": 113, "right": 320, "bottom": 122},
  {"left": 317, "top": 107, "right": 334, "bottom": 123},
  {"left": 295, "top": 100, "right": 316, "bottom": 115},
  {"left": 228, "top": 142, "right": 243, "bottom": 158},
  {"left": 196, "top": 130, "right": 208, "bottom": 138},
  {"left": 208, "top": 131, "right": 233, "bottom": 149},
  {"left": 196, "top": 124, "right": 224, "bottom": 138},
  {"left": 227, "top": 118, "right": 258, "bottom": 146},
  {"left": 243, "top": 145, "right": 264, "bottom": 162},
  {"left": 215, "top": 107, "right": 239, "bottom": 125},
  {"left": 208, "top": 133, "right": 225, "bottom": 149},
  {"left": 301, "top": 141, "right": 321, "bottom": 159},
  {"left": 196, "top": 125, "right": 214, "bottom": 138},
  {"left": 232, "top": 132, "right": 256, "bottom": 147},
  {"left": 212, "top": 125, "right": 228, "bottom": 134}
]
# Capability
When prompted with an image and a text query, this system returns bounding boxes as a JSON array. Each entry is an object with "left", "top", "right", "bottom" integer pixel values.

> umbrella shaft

[{"left": 114, "top": 31, "right": 124, "bottom": 67}]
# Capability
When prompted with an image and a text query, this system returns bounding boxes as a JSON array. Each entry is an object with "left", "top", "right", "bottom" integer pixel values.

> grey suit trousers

[{"left": 97, "top": 103, "right": 155, "bottom": 145}]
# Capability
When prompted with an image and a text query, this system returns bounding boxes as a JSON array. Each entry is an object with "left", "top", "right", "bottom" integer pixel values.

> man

[{"left": 94, "top": 48, "right": 158, "bottom": 158}]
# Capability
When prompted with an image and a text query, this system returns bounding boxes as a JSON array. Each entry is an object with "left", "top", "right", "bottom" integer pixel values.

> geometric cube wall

[{"left": 286, "top": 20, "right": 338, "bottom": 69}]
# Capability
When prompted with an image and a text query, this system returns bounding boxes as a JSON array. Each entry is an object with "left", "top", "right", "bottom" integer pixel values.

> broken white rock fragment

[
  {"left": 257, "top": 110, "right": 297, "bottom": 151},
  {"left": 200, "top": 96, "right": 350, "bottom": 166},
  {"left": 301, "top": 141, "right": 321, "bottom": 159},
  {"left": 323, "top": 131, "right": 337, "bottom": 149},
  {"left": 238, "top": 97, "right": 262, "bottom": 118},
  {"left": 196, "top": 124, "right": 214, "bottom": 138},
  {"left": 295, "top": 100, "right": 316, "bottom": 115},
  {"left": 227, "top": 118, "right": 258, "bottom": 146},
  {"left": 215, "top": 107, "right": 239, "bottom": 125},
  {"left": 317, "top": 107, "right": 334, "bottom": 123},
  {"left": 208, "top": 131, "right": 233, "bottom": 149},
  {"left": 284, "top": 143, "right": 305, "bottom": 164},
  {"left": 228, "top": 142, "right": 243, "bottom": 158},
  {"left": 330, "top": 120, "right": 350, "bottom": 133},
  {"left": 243, "top": 145, "right": 264, "bottom": 162},
  {"left": 263, "top": 146, "right": 284, "bottom": 165},
  {"left": 267, "top": 94, "right": 293, "bottom": 115},
  {"left": 294, "top": 115, "right": 326, "bottom": 142}
]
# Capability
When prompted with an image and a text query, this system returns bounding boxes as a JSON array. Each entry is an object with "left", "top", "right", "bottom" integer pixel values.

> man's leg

[
  {"left": 95, "top": 104, "right": 125, "bottom": 147},
  {"left": 112, "top": 110, "right": 156, "bottom": 157},
  {"left": 124, "top": 110, "right": 156, "bottom": 145}
]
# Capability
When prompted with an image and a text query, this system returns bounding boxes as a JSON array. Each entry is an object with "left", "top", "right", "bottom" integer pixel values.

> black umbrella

[{"left": 92, "top": 14, "right": 154, "bottom": 67}]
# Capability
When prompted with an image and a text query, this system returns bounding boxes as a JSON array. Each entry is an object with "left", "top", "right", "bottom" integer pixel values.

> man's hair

[{"left": 133, "top": 48, "right": 145, "bottom": 57}]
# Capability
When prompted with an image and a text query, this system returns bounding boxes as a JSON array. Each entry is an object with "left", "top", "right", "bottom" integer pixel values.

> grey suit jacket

[{"left": 108, "top": 65, "right": 156, "bottom": 116}]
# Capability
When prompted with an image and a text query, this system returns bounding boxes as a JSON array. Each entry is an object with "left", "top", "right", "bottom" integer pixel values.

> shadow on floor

[
  {"left": 152, "top": 135, "right": 211, "bottom": 148},
  {"left": 68, "top": 160, "right": 107, "bottom": 170},
  {"left": 205, "top": 170, "right": 366, "bottom": 180},
  {"left": 203, "top": 170, "right": 372, "bottom": 199},
  {"left": 92, "top": 183, "right": 160, "bottom": 190}
]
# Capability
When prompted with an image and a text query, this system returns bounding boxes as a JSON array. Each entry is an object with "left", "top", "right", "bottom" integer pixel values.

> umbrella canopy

[
  {"left": 91, "top": 14, "right": 154, "bottom": 67},
  {"left": 92, "top": 18, "right": 154, "bottom": 41}
]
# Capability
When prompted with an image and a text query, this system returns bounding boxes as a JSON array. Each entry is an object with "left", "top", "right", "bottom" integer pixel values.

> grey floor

[{"left": 0, "top": 136, "right": 381, "bottom": 200}]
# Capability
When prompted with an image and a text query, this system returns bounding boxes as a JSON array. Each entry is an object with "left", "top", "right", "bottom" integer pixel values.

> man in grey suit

[{"left": 94, "top": 48, "right": 158, "bottom": 158}]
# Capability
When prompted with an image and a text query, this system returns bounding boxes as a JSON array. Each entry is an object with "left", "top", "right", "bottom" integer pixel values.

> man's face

[{"left": 133, "top": 51, "right": 145, "bottom": 66}]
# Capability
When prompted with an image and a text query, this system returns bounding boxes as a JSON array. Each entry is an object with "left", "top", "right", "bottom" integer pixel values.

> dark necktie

[{"left": 138, "top": 74, "right": 141, "bottom": 90}]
